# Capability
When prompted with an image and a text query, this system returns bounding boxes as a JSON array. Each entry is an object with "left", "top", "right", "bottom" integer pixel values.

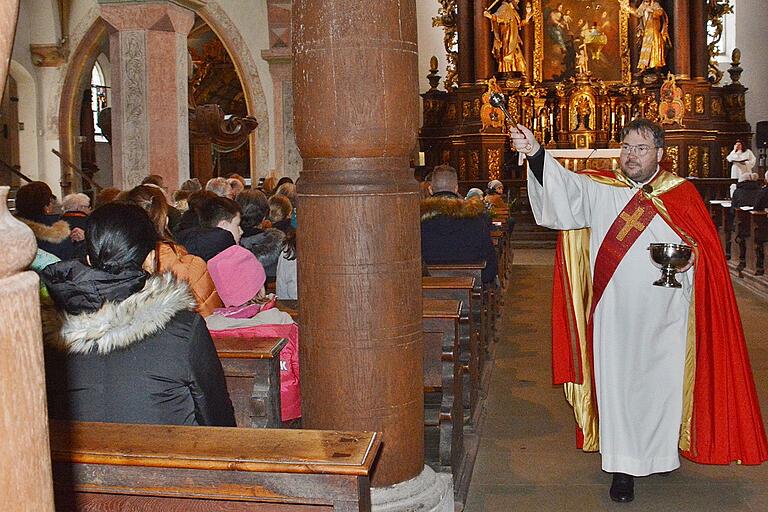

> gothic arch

[{"left": 57, "top": 1, "right": 270, "bottom": 190}]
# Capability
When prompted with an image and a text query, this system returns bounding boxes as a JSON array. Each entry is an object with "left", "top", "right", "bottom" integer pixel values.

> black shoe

[{"left": 609, "top": 473, "right": 634, "bottom": 503}]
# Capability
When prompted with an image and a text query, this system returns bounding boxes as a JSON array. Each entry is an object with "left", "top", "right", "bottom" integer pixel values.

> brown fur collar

[
  {"left": 421, "top": 195, "right": 487, "bottom": 222},
  {"left": 18, "top": 218, "right": 71, "bottom": 243}
]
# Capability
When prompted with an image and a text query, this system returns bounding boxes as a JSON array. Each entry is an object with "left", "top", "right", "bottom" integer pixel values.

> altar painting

[{"left": 534, "top": 0, "right": 629, "bottom": 83}]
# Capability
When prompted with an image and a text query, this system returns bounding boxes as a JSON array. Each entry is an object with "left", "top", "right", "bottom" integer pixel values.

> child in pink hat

[{"left": 206, "top": 245, "right": 301, "bottom": 421}]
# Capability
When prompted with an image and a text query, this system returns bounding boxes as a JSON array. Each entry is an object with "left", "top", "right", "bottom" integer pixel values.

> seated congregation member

[
  {"left": 227, "top": 174, "right": 246, "bottom": 197},
  {"left": 268, "top": 194, "right": 294, "bottom": 235},
  {"left": 61, "top": 193, "right": 91, "bottom": 258},
  {"left": 206, "top": 176, "right": 233, "bottom": 198},
  {"left": 93, "top": 187, "right": 121, "bottom": 209},
  {"left": 206, "top": 245, "right": 301, "bottom": 422},
  {"left": 60, "top": 193, "right": 91, "bottom": 231},
  {"left": 484, "top": 179, "right": 507, "bottom": 209},
  {"left": 15, "top": 181, "right": 81, "bottom": 260},
  {"left": 276, "top": 230, "right": 298, "bottom": 300},
  {"left": 420, "top": 165, "right": 498, "bottom": 284},
  {"left": 275, "top": 182, "right": 298, "bottom": 229},
  {"left": 119, "top": 185, "right": 222, "bottom": 317},
  {"left": 176, "top": 196, "right": 242, "bottom": 261},
  {"left": 176, "top": 189, "right": 217, "bottom": 232},
  {"left": 142, "top": 174, "right": 182, "bottom": 234},
  {"left": 237, "top": 189, "right": 285, "bottom": 278},
  {"left": 41, "top": 203, "right": 235, "bottom": 427}
]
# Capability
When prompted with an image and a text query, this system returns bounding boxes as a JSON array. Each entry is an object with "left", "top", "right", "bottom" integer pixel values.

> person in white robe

[
  {"left": 727, "top": 141, "right": 758, "bottom": 197},
  {"left": 511, "top": 119, "right": 693, "bottom": 503}
]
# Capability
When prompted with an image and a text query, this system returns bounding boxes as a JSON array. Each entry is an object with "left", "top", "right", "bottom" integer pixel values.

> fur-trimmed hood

[
  {"left": 421, "top": 193, "right": 487, "bottom": 222},
  {"left": 43, "top": 271, "right": 196, "bottom": 355},
  {"left": 18, "top": 217, "right": 71, "bottom": 243}
]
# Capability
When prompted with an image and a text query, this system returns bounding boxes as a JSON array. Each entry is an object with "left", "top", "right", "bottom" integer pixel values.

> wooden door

[{"left": 0, "top": 75, "right": 20, "bottom": 186}]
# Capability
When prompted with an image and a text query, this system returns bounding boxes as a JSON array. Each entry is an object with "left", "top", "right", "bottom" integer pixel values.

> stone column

[
  {"left": 690, "top": 0, "right": 709, "bottom": 80},
  {"left": 101, "top": 1, "right": 194, "bottom": 190},
  {"left": 474, "top": 0, "right": 494, "bottom": 83},
  {"left": 0, "top": 187, "right": 55, "bottom": 511},
  {"left": 293, "top": 0, "right": 451, "bottom": 508},
  {"left": 0, "top": 0, "right": 18, "bottom": 97},
  {"left": 262, "top": 48, "right": 301, "bottom": 180},
  {"left": 457, "top": 0, "right": 474, "bottom": 85},
  {"left": 671, "top": 0, "right": 691, "bottom": 78}
]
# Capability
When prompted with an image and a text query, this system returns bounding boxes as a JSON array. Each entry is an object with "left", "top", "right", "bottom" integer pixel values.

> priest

[{"left": 510, "top": 118, "right": 768, "bottom": 503}]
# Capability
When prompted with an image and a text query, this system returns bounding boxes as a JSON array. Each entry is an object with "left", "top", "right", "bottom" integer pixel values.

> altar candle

[
  {"left": 564, "top": 159, "right": 569, "bottom": 170},
  {"left": 611, "top": 112, "right": 616, "bottom": 126},
  {"left": 620, "top": 112, "right": 626, "bottom": 126},
  {"left": 612, "top": 158, "right": 618, "bottom": 170},
  {"left": 533, "top": 116, "right": 538, "bottom": 130},
  {"left": 550, "top": 112, "right": 555, "bottom": 130}
]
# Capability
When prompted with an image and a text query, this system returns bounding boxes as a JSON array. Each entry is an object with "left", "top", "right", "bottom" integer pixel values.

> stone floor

[{"left": 465, "top": 249, "right": 768, "bottom": 511}]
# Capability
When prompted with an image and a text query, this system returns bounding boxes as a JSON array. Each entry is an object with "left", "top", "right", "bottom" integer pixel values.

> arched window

[
  {"left": 91, "top": 61, "right": 108, "bottom": 142},
  {"left": 708, "top": 1, "right": 736, "bottom": 77}
]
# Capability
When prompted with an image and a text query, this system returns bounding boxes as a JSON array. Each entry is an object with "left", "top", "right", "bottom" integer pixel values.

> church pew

[
  {"left": 713, "top": 202, "right": 734, "bottom": 260},
  {"left": 425, "top": 262, "right": 494, "bottom": 372},
  {"left": 422, "top": 276, "right": 480, "bottom": 427},
  {"left": 746, "top": 210, "right": 768, "bottom": 276},
  {"left": 422, "top": 297, "right": 464, "bottom": 478},
  {"left": 734, "top": 207, "right": 753, "bottom": 273},
  {"left": 276, "top": 296, "right": 469, "bottom": 474},
  {"left": 213, "top": 336, "right": 287, "bottom": 428},
  {"left": 50, "top": 420, "right": 381, "bottom": 512}
]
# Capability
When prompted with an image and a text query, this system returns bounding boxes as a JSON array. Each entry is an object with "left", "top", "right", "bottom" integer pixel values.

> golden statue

[
  {"left": 620, "top": 0, "right": 670, "bottom": 72},
  {"left": 484, "top": 0, "right": 532, "bottom": 74}
]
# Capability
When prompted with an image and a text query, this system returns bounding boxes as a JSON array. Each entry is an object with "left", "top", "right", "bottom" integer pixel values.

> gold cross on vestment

[{"left": 616, "top": 207, "right": 646, "bottom": 241}]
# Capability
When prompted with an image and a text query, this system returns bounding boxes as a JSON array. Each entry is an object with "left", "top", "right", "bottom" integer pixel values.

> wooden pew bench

[
  {"left": 425, "top": 262, "right": 494, "bottom": 371},
  {"left": 50, "top": 420, "right": 381, "bottom": 512},
  {"left": 422, "top": 297, "right": 464, "bottom": 478},
  {"left": 422, "top": 276, "right": 480, "bottom": 426},
  {"left": 746, "top": 210, "right": 768, "bottom": 276},
  {"left": 276, "top": 297, "right": 466, "bottom": 477},
  {"left": 213, "top": 336, "right": 287, "bottom": 428}
]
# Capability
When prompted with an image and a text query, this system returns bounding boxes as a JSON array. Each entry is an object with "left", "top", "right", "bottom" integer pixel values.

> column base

[{"left": 371, "top": 465, "right": 454, "bottom": 512}]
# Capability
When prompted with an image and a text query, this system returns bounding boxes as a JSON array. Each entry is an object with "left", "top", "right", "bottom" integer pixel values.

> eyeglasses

[{"left": 620, "top": 144, "right": 656, "bottom": 156}]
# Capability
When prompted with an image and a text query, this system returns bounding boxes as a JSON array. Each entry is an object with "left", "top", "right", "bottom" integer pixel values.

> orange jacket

[{"left": 151, "top": 242, "right": 223, "bottom": 317}]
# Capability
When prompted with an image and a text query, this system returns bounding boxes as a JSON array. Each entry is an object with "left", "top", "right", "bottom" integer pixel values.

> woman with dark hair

[
  {"left": 41, "top": 203, "right": 235, "bottom": 426},
  {"left": 237, "top": 189, "right": 285, "bottom": 278},
  {"left": 176, "top": 189, "right": 217, "bottom": 232},
  {"left": 119, "top": 185, "right": 223, "bottom": 317},
  {"left": 15, "top": 181, "right": 81, "bottom": 260}
]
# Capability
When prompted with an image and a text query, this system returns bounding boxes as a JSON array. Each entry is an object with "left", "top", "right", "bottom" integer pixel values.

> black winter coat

[
  {"left": 420, "top": 192, "right": 498, "bottom": 284},
  {"left": 240, "top": 226, "right": 285, "bottom": 278},
  {"left": 41, "top": 260, "right": 235, "bottom": 427},
  {"left": 175, "top": 227, "right": 235, "bottom": 261}
]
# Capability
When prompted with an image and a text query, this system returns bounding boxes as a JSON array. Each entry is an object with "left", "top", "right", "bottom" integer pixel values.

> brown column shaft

[
  {"left": 474, "top": 0, "right": 494, "bottom": 82},
  {"left": 293, "top": 0, "right": 424, "bottom": 487},
  {"left": 690, "top": 0, "right": 708, "bottom": 79},
  {"left": 671, "top": 0, "right": 691, "bottom": 78},
  {"left": 457, "top": 0, "right": 474, "bottom": 85}
]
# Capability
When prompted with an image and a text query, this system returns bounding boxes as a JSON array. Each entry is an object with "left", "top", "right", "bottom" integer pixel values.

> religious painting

[{"left": 533, "top": 0, "right": 630, "bottom": 84}]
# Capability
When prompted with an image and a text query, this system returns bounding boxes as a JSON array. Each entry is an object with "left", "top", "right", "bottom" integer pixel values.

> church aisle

[{"left": 465, "top": 249, "right": 768, "bottom": 511}]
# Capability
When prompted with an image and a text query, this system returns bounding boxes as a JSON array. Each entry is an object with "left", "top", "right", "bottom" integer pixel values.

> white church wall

[
  {"left": 416, "top": 0, "right": 450, "bottom": 96},
  {"left": 733, "top": 0, "right": 768, "bottom": 150}
]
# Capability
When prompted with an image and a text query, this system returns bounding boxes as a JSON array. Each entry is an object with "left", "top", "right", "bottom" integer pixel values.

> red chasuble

[{"left": 552, "top": 171, "right": 768, "bottom": 465}]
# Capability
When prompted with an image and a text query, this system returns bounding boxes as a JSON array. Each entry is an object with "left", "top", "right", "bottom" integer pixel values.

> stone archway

[{"left": 57, "top": 1, "right": 271, "bottom": 192}]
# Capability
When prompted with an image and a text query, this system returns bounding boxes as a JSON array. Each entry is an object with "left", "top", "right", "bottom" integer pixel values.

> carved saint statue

[
  {"left": 484, "top": 0, "right": 532, "bottom": 74},
  {"left": 620, "top": 0, "right": 670, "bottom": 72}
]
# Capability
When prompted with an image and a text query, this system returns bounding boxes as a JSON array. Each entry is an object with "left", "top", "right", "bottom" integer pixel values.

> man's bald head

[{"left": 430, "top": 165, "right": 459, "bottom": 194}]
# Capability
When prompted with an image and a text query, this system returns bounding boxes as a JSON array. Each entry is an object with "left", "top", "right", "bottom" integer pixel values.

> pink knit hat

[{"left": 207, "top": 245, "right": 266, "bottom": 307}]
